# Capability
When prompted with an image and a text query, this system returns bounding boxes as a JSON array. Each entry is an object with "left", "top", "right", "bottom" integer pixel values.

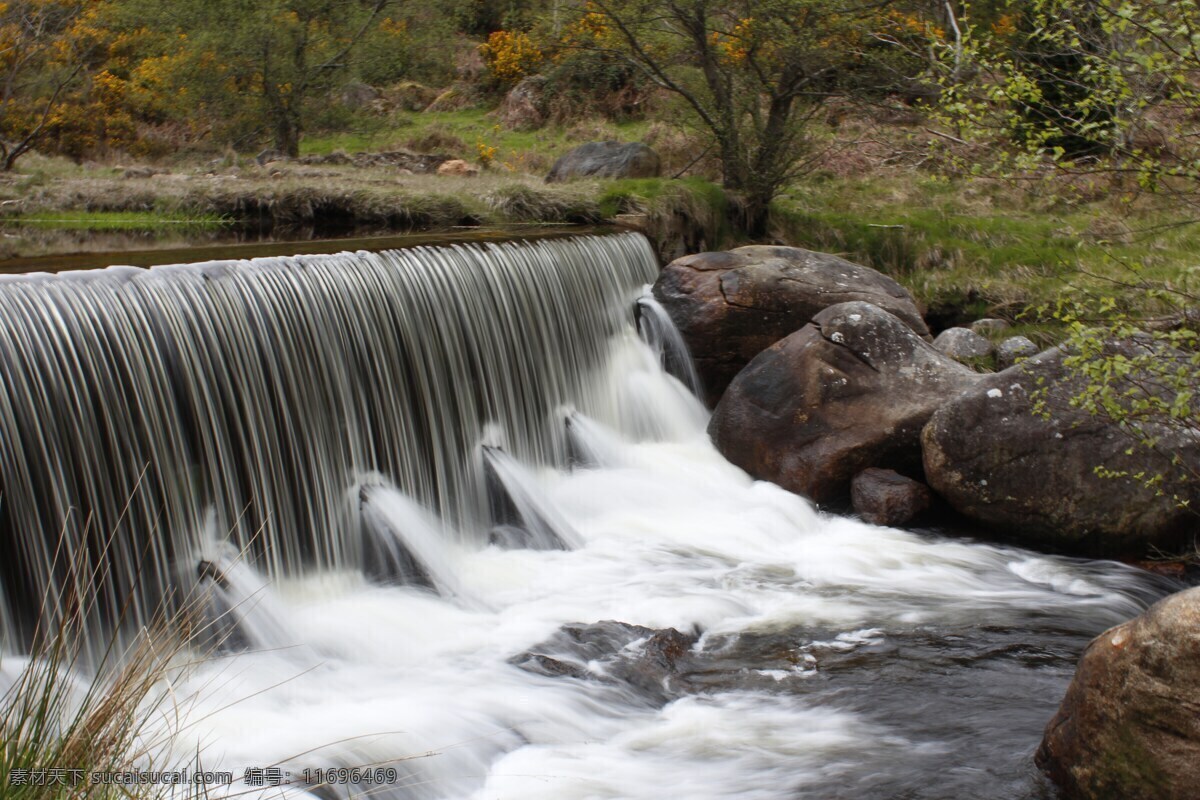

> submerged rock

[
  {"left": 851, "top": 468, "right": 932, "bottom": 526},
  {"left": 510, "top": 620, "right": 697, "bottom": 703},
  {"left": 545, "top": 141, "right": 661, "bottom": 182},
  {"left": 653, "top": 246, "right": 930, "bottom": 406},
  {"left": 1037, "top": 587, "right": 1200, "bottom": 800},
  {"left": 922, "top": 347, "right": 1198, "bottom": 555},
  {"left": 933, "top": 326, "right": 993, "bottom": 363},
  {"left": 708, "top": 302, "right": 978, "bottom": 504}
]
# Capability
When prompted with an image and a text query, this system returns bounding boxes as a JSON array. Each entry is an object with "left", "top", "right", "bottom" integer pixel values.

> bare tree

[
  {"left": 0, "top": 0, "right": 91, "bottom": 170},
  {"left": 579, "top": 0, "right": 923, "bottom": 236}
]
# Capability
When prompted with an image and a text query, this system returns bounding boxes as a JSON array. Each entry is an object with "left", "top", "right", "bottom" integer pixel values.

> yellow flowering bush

[{"left": 480, "top": 30, "right": 543, "bottom": 86}]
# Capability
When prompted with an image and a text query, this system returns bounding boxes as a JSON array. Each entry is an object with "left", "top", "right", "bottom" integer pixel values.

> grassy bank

[
  {"left": 773, "top": 173, "right": 1200, "bottom": 328},
  {"left": 0, "top": 156, "right": 736, "bottom": 263}
]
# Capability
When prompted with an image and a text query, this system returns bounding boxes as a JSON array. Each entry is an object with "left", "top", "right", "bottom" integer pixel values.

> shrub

[{"left": 479, "top": 30, "right": 543, "bottom": 87}]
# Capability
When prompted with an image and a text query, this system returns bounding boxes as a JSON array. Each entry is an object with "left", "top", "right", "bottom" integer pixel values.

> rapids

[{"left": 0, "top": 232, "right": 1175, "bottom": 799}]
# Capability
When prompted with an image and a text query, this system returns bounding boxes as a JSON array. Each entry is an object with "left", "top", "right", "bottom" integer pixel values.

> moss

[{"left": 3, "top": 210, "right": 226, "bottom": 230}]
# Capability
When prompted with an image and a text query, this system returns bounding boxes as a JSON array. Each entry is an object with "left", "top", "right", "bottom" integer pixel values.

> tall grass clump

[
  {"left": 0, "top": 519, "right": 200, "bottom": 800},
  {"left": 0, "top": 614, "right": 192, "bottom": 799}
]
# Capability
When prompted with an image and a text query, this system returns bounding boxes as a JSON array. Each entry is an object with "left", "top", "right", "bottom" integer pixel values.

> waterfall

[{"left": 0, "top": 233, "right": 658, "bottom": 645}]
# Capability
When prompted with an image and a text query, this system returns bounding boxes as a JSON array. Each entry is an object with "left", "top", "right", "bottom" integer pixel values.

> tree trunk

[
  {"left": 273, "top": 114, "right": 301, "bottom": 159},
  {"left": 743, "top": 194, "right": 771, "bottom": 240},
  {"left": 721, "top": 151, "right": 772, "bottom": 240}
]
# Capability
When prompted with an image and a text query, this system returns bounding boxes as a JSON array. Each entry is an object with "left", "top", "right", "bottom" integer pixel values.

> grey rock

[
  {"left": 545, "top": 141, "right": 661, "bottom": 182},
  {"left": 933, "top": 327, "right": 994, "bottom": 362},
  {"left": 708, "top": 302, "right": 978, "bottom": 504},
  {"left": 851, "top": 469, "right": 933, "bottom": 526},
  {"left": 1037, "top": 587, "right": 1200, "bottom": 800},
  {"left": 995, "top": 335, "right": 1039, "bottom": 369},
  {"left": 653, "top": 246, "right": 930, "bottom": 406},
  {"left": 338, "top": 80, "right": 380, "bottom": 109},
  {"left": 970, "top": 318, "right": 1011, "bottom": 335}
]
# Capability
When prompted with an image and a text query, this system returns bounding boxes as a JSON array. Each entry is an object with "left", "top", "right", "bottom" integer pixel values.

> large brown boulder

[
  {"left": 921, "top": 347, "right": 1198, "bottom": 555},
  {"left": 1037, "top": 587, "right": 1200, "bottom": 799},
  {"left": 708, "top": 301, "right": 978, "bottom": 504},
  {"left": 653, "top": 245, "right": 930, "bottom": 406}
]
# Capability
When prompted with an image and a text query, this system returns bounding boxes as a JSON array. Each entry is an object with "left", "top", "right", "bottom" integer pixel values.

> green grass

[
  {"left": 301, "top": 108, "right": 655, "bottom": 169},
  {"left": 5, "top": 210, "right": 227, "bottom": 231},
  {"left": 774, "top": 173, "right": 1200, "bottom": 322}
]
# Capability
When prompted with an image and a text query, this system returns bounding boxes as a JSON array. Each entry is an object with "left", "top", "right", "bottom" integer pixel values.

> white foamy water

[{"left": 131, "top": 330, "right": 1161, "bottom": 800}]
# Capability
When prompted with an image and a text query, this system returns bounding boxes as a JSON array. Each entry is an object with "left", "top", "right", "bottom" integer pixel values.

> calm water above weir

[
  {"left": 0, "top": 223, "right": 607, "bottom": 274},
  {"left": 0, "top": 232, "right": 1177, "bottom": 799}
]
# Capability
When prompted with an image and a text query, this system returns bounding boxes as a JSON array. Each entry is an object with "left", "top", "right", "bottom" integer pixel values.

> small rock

[
  {"left": 933, "top": 327, "right": 993, "bottom": 362},
  {"left": 995, "top": 335, "right": 1039, "bottom": 369},
  {"left": 851, "top": 469, "right": 932, "bottom": 526},
  {"left": 970, "top": 318, "right": 1011, "bottom": 335},
  {"left": 1037, "top": 587, "right": 1200, "bottom": 800},
  {"left": 436, "top": 159, "right": 479, "bottom": 177}
]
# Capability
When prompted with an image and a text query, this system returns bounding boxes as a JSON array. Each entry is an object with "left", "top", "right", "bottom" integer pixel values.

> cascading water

[
  {"left": 0, "top": 232, "right": 1180, "bottom": 799},
  {"left": 0, "top": 233, "right": 656, "bottom": 642}
]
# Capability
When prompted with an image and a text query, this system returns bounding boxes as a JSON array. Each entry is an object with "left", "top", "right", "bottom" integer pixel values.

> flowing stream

[{"left": 0, "top": 232, "right": 1175, "bottom": 799}]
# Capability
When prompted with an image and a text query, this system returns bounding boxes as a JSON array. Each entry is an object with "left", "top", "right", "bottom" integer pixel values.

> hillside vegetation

[{"left": 1, "top": 0, "right": 1198, "bottom": 324}]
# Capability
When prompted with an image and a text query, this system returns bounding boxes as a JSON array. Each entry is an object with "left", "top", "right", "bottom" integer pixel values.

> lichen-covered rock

[
  {"left": 545, "top": 141, "right": 661, "bottom": 182},
  {"left": 653, "top": 246, "right": 930, "bottom": 406},
  {"left": 933, "top": 327, "right": 993, "bottom": 363},
  {"left": 995, "top": 335, "right": 1039, "bottom": 369},
  {"left": 1037, "top": 587, "right": 1200, "bottom": 800},
  {"left": 922, "top": 347, "right": 1198, "bottom": 554},
  {"left": 708, "top": 302, "right": 978, "bottom": 504},
  {"left": 851, "top": 468, "right": 932, "bottom": 526}
]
